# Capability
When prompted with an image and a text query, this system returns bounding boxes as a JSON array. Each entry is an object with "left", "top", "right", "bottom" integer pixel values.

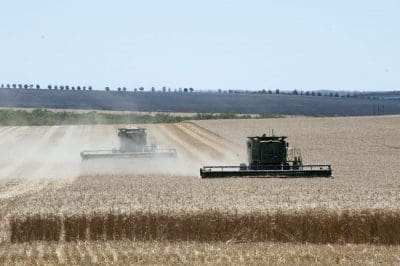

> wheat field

[
  {"left": 0, "top": 115, "right": 400, "bottom": 264},
  {"left": 1, "top": 241, "right": 399, "bottom": 265}
]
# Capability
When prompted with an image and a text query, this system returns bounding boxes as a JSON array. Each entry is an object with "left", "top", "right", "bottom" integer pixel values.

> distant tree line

[
  {"left": 0, "top": 83, "right": 198, "bottom": 93},
  {"left": 0, "top": 83, "right": 383, "bottom": 99},
  {"left": 216, "top": 88, "right": 364, "bottom": 98},
  {"left": 105, "top": 86, "right": 195, "bottom": 93},
  {"left": 0, "top": 83, "right": 93, "bottom": 91}
]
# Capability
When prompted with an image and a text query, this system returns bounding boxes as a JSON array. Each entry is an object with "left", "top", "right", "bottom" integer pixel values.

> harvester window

[{"left": 261, "top": 141, "right": 280, "bottom": 162}]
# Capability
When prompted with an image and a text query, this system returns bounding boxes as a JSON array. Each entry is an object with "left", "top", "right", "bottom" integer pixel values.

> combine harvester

[
  {"left": 81, "top": 127, "right": 177, "bottom": 160},
  {"left": 200, "top": 133, "right": 332, "bottom": 178}
]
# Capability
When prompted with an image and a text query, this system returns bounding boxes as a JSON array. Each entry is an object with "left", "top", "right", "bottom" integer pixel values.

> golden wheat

[
  {"left": 0, "top": 116, "right": 400, "bottom": 263},
  {"left": 10, "top": 209, "right": 400, "bottom": 244}
]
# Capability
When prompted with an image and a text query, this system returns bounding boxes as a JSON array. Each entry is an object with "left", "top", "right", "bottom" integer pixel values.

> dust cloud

[{"left": 0, "top": 123, "right": 239, "bottom": 181}]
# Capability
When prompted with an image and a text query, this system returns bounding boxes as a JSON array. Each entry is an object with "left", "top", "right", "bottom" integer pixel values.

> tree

[
  {"left": 0, "top": 84, "right": 3, "bottom": 89},
  {"left": 54, "top": 85, "right": 58, "bottom": 90},
  {"left": 329, "top": 92, "right": 333, "bottom": 97},
  {"left": 48, "top": 85, "right": 52, "bottom": 90},
  {"left": 36, "top": 84, "right": 40, "bottom": 89},
  {"left": 71, "top": 86, "right": 75, "bottom": 90},
  {"left": 105, "top": 87, "right": 110, "bottom": 91},
  {"left": 117, "top": 87, "right": 121, "bottom": 92},
  {"left": 88, "top": 86, "right": 92, "bottom": 91},
  {"left": 317, "top": 92, "right": 322, "bottom": 96},
  {"left": 189, "top": 87, "right": 194, "bottom": 92},
  {"left": 311, "top": 91, "right": 315, "bottom": 96},
  {"left": 275, "top": 89, "right": 280, "bottom": 94},
  {"left": 134, "top": 88, "right": 137, "bottom": 92},
  {"left": 218, "top": 89, "right": 222, "bottom": 93},
  {"left": 139, "top": 87, "right": 144, "bottom": 91},
  {"left": 184, "top": 88, "right": 189, "bottom": 92},
  {"left": 122, "top": 87, "right": 127, "bottom": 91},
  {"left": 334, "top": 92, "right": 339, "bottom": 97},
  {"left": 168, "top": 88, "right": 171, "bottom": 92},
  {"left": 305, "top": 91, "right": 310, "bottom": 96},
  {"left": 60, "top": 86, "right": 64, "bottom": 90},
  {"left": 292, "top": 89, "right": 298, "bottom": 95},
  {"left": 179, "top": 88, "right": 182, "bottom": 93},
  {"left": 29, "top": 84, "right": 33, "bottom": 89},
  {"left": 65, "top": 86, "right": 69, "bottom": 90},
  {"left": 83, "top": 86, "right": 86, "bottom": 91},
  {"left": 151, "top": 87, "right": 155, "bottom": 92},
  {"left": 162, "top": 86, "right": 166, "bottom": 92},
  {"left": 12, "top": 84, "right": 16, "bottom": 89},
  {"left": 24, "top": 84, "right": 28, "bottom": 89},
  {"left": 77, "top": 86, "right": 81, "bottom": 90}
]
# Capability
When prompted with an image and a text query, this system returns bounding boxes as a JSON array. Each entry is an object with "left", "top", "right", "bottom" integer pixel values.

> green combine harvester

[
  {"left": 200, "top": 133, "right": 332, "bottom": 178},
  {"left": 81, "top": 127, "right": 177, "bottom": 160}
]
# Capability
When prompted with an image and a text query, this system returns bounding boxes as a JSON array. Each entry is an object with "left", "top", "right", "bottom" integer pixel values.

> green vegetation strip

[{"left": 0, "top": 109, "right": 283, "bottom": 126}]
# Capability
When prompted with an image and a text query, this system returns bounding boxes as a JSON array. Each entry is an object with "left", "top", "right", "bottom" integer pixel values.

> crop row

[{"left": 10, "top": 210, "right": 400, "bottom": 244}]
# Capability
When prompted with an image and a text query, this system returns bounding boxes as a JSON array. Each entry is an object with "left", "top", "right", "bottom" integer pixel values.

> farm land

[
  {"left": 1, "top": 88, "right": 400, "bottom": 116},
  {"left": 0, "top": 115, "right": 399, "bottom": 264}
]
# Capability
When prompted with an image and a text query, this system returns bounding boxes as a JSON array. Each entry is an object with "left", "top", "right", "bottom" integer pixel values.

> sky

[{"left": 0, "top": 1, "right": 399, "bottom": 91}]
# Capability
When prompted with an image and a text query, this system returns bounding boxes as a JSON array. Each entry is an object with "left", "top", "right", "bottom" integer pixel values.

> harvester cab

[
  {"left": 118, "top": 128, "right": 147, "bottom": 152},
  {"left": 80, "top": 127, "right": 177, "bottom": 160},
  {"left": 200, "top": 132, "right": 332, "bottom": 178},
  {"left": 247, "top": 134, "right": 302, "bottom": 168}
]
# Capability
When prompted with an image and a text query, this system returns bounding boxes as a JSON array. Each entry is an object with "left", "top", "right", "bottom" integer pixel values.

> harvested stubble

[
  {"left": 2, "top": 241, "right": 400, "bottom": 265},
  {"left": 10, "top": 209, "right": 400, "bottom": 244}
]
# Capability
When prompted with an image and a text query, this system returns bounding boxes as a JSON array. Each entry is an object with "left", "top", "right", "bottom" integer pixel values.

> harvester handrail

[
  {"left": 81, "top": 147, "right": 177, "bottom": 154},
  {"left": 81, "top": 149, "right": 117, "bottom": 154},
  {"left": 202, "top": 165, "right": 332, "bottom": 171}
]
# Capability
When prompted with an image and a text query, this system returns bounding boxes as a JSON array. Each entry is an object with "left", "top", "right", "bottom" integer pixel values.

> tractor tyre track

[
  {"left": 164, "top": 124, "right": 226, "bottom": 161},
  {"left": 156, "top": 124, "right": 200, "bottom": 161},
  {"left": 179, "top": 122, "right": 240, "bottom": 162}
]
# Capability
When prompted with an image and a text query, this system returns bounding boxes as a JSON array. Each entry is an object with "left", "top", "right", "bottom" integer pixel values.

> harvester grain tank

[
  {"left": 81, "top": 127, "right": 177, "bottom": 160},
  {"left": 200, "top": 133, "right": 332, "bottom": 178}
]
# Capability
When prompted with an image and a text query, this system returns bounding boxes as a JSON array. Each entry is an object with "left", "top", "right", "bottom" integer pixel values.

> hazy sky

[{"left": 1, "top": 1, "right": 399, "bottom": 91}]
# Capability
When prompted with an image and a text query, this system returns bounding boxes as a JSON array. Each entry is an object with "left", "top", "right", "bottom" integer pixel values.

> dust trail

[
  {"left": 0, "top": 126, "right": 53, "bottom": 179},
  {"left": 30, "top": 126, "right": 82, "bottom": 180},
  {"left": 0, "top": 127, "right": 18, "bottom": 139},
  {"left": 0, "top": 127, "right": 28, "bottom": 146},
  {"left": 80, "top": 124, "right": 197, "bottom": 177},
  {"left": 0, "top": 123, "right": 239, "bottom": 180}
]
